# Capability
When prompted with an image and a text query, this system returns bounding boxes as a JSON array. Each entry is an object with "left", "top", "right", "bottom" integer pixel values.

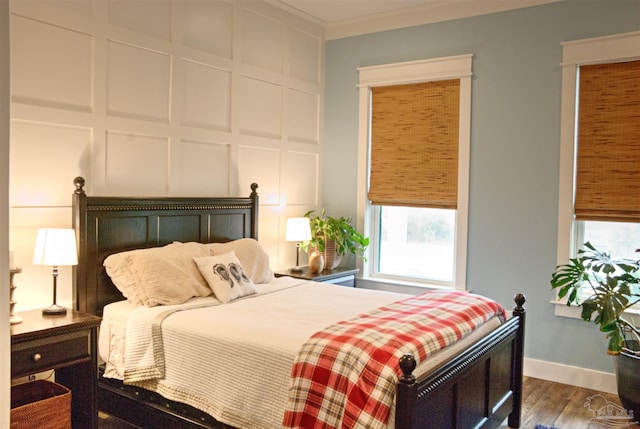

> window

[
  {"left": 357, "top": 55, "right": 472, "bottom": 289},
  {"left": 574, "top": 221, "right": 640, "bottom": 265},
  {"left": 556, "top": 32, "right": 640, "bottom": 314},
  {"left": 376, "top": 206, "right": 456, "bottom": 282}
]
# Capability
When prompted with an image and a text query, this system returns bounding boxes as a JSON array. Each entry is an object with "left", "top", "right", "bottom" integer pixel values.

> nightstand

[
  {"left": 11, "top": 309, "right": 102, "bottom": 429},
  {"left": 275, "top": 266, "right": 359, "bottom": 287}
]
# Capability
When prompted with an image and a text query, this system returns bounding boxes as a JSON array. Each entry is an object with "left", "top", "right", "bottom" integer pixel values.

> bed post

[
  {"left": 396, "top": 353, "right": 417, "bottom": 429},
  {"left": 72, "top": 176, "right": 88, "bottom": 313},
  {"left": 508, "top": 293, "right": 526, "bottom": 428},
  {"left": 250, "top": 182, "right": 259, "bottom": 240}
]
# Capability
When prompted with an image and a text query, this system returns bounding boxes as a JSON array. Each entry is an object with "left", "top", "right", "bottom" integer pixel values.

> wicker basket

[{"left": 11, "top": 380, "right": 71, "bottom": 429}]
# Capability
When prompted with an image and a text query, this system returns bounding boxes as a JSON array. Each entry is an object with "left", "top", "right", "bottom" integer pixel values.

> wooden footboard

[{"left": 396, "top": 294, "right": 525, "bottom": 429}]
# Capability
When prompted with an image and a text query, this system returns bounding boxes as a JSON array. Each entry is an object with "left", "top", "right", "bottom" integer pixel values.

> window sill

[
  {"left": 357, "top": 275, "right": 459, "bottom": 295},
  {"left": 363, "top": 272, "right": 460, "bottom": 289},
  {"left": 553, "top": 299, "right": 640, "bottom": 320},
  {"left": 553, "top": 300, "right": 582, "bottom": 319}
]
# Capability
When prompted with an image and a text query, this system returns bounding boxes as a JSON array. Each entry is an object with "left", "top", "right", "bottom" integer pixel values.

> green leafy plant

[
  {"left": 550, "top": 242, "right": 640, "bottom": 354},
  {"left": 300, "top": 209, "right": 369, "bottom": 260}
]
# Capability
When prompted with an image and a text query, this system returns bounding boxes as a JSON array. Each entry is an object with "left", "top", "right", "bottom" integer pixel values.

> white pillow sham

[
  {"left": 103, "top": 242, "right": 211, "bottom": 306},
  {"left": 194, "top": 251, "right": 258, "bottom": 303}
]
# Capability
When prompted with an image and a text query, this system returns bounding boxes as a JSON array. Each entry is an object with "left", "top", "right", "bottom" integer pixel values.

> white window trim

[
  {"left": 356, "top": 54, "right": 472, "bottom": 290},
  {"left": 555, "top": 31, "right": 640, "bottom": 318}
]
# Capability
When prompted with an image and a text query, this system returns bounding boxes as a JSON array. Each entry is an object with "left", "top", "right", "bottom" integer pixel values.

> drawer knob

[{"left": 32, "top": 353, "right": 42, "bottom": 362}]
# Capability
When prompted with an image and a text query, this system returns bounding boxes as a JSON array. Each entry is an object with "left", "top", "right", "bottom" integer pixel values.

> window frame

[
  {"left": 555, "top": 31, "right": 640, "bottom": 318},
  {"left": 356, "top": 55, "right": 472, "bottom": 290}
]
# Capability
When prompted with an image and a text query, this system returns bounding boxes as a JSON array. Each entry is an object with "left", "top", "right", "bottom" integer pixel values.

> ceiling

[{"left": 269, "top": 0, "right": 562, "bottom": 39}]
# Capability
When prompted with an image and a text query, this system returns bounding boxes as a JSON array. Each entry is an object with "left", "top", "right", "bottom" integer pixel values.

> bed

[{"left": 70, "top": 176, "right": 526, "bottom": 429}]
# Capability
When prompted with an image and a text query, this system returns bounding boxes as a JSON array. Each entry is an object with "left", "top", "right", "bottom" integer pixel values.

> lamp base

[
  {"left": 42, "top": 304, "right": 67, "bottom": 316},
  {"left": 289, "top": 266, "right": 304, "bottom": 273}
]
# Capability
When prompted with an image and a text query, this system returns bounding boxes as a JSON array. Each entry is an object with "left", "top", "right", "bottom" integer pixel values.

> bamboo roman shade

[
  {"left": 574, "top": 59, "right": 640, "bottom": 222},
  {"left": 368, "top": 79, "right": 460, "bottom": 208}
]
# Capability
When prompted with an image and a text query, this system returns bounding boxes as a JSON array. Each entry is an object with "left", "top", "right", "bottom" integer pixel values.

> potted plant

[
  {"left": 550, "top": 242, "right": 639, "bottom": 418},
  {"left": 300, "top": 209, "right": 369, "bottom": 270}
]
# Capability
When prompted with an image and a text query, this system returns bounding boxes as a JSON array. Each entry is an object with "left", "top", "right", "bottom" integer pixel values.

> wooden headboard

[{"left": 71, "top": 177, "right": 259, "bottom": 316}]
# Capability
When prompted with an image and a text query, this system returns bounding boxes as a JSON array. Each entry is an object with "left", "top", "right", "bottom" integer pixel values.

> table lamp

[
  {"left": 285, "top": 217, "right": 311, "bottom": 272},
  {"left": 32, "top": 228, "right": 78, "bottom": 316}
]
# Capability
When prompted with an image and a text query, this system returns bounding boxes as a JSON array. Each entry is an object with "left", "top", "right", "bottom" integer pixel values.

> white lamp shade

[
  {"left": 32, "top": 228, "right": 78, "bottom": 266},
  {"left": 285, "top": 218, "right": 312, "bottom": 242}
]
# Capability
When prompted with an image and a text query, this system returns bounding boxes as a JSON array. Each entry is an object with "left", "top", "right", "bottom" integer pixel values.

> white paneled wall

[{"left": 9, "top": 0, "right": 324, "bottom": 311}]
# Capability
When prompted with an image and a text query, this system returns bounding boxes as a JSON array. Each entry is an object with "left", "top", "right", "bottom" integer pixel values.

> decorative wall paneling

[{"left": 9, "top": 0, "right": 324, "bottom": 310}]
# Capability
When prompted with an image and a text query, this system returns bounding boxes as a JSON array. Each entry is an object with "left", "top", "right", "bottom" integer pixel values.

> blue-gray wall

[{"left": 323, "top": 0, "right": 640, "bottom": 373}]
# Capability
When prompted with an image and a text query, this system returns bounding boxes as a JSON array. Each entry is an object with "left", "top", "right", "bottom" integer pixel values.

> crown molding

[{"left": 329, "top": 0, "right": 562, "bottom": 39}]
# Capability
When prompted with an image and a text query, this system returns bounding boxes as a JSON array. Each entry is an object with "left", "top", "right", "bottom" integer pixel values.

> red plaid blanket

[{"left": 282, "top": 290, "right": 506, "bottom": 429}]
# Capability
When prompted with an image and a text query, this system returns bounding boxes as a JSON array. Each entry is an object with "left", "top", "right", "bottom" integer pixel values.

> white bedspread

[{"left": 99, "top": 278, "right": 502, "bottom": 429}]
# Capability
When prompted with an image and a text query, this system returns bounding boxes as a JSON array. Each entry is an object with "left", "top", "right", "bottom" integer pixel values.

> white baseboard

[{"left": 523, "top": 357, "right": 617, "bottom": 394}]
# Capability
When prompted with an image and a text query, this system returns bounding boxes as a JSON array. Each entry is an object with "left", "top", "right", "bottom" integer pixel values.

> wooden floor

[
  {"left": 99, "top": 377, "right": 640, "bottom": 428},
  {"left": 499, "top": 377, "right": 639, "bottom": 429}
]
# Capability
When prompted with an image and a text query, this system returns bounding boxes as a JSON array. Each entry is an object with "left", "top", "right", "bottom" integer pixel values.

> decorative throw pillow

[
  {"left": 207, "top": 238, "right": 274, "bottom": 284},
  {"left": 104, "top": 242, "right": 211, "bottom": 306},
  {"left": 194, "top": 251, "right": 258, "bottom": 303}
]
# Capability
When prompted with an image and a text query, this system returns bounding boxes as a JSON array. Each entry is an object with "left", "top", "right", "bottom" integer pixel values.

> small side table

[
  {"left": 11, "top": 309, "right": 102, "bottom": 429},
  {"left": 275, "top": 266, "right": 359, "bottom": 287}
]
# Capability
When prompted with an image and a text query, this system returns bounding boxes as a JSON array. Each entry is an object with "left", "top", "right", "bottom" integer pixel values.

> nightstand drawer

[
  {"left": 324, "top": 276, "right": 355, "bottom": 287},
  {"left": 12, "top": 332, "right": 89, "bottom": 377}
]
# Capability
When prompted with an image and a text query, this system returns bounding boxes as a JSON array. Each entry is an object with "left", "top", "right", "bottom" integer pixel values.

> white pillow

[
  {"left": 194, "top": 251, "right": 258, "bottom": 303},
  {"left": 207, "top": 238, "right": 274, "bottom": 284},
  {"left": 104, "top": 242, "right": 211, "bottom": 306}
]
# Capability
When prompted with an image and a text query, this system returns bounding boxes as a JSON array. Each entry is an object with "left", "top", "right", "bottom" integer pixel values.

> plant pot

[
  {"left": 613, "top": 340, "right": 640, "bottom": 420},
  {"left": 308, "top": 239, "right": 341, "bottom": 270}
]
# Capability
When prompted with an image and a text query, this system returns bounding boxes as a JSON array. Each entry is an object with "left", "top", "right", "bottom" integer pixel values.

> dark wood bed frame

[{"left": 71, "top": 176, "right": 525, "bottom": 429}]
